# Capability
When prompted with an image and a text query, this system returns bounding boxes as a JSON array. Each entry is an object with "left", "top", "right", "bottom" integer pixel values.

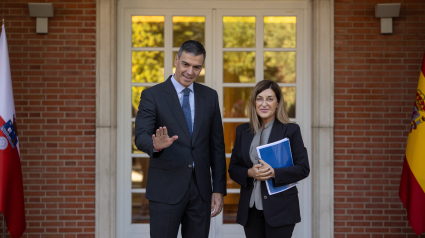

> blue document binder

[{"left": 256, "top": 138, "right": 297, "bottom": 195}]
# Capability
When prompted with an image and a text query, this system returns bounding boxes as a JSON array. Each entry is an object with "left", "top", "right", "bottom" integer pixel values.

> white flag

[
  {"left": 0, "top": 24, "right": 27, "bottom": 238},
  {"left": 0, "top": 25, "right": 17, "bottom": 128}
]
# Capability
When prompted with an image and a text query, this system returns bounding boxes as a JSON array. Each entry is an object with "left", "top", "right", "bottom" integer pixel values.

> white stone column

[
  {"left": 95, "top": 0, "right": 117, "bottom": 237},
  {"left": 312, "top": 0, "right": 334, "bottom": 237}
]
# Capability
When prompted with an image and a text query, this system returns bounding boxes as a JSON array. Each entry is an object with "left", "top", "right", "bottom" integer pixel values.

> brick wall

[
  {"left": 334, "top": 0, "right": 425, "bottom": 237},
  {"left": 1, "top": 0, "right": 96, "bottom": 237}
]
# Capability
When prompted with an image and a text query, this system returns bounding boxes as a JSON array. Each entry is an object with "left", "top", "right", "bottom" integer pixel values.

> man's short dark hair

[{"left": 177, "top": 40, "right": 206, "bottom": 64}]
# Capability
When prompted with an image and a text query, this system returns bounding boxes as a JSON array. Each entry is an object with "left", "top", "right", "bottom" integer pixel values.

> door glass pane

[
  {"left": 264, "top": 51, "right": 296, "bottom": 83},
  {"left": 281, "top": 87, "right": 296, "bottom": 118},
  {"left": 223, "top": 193, "right": 240, "bottom": 224},
  {"left": 264, "top": 16, "right": 296, "bottom": 48},
  {"left": 223, "top": 87, "right": 253, "bottom": 118},
  {"left": 132, "top": 16, "right": 164, "bottom": 48},
  {"left": 226, "top": 158, "right": 241, "bottom": 189},
  {"left": 223, "top": 16, "right": 256, "bottom": 48},
  {"left": 132, "top": 158, "right": 149, "bottom": 189},
  {"left": 132, "top": 86, "right": 150, "bottom": 118},
  {"left": 173, "top": 16, "right": 205, "bottom": 47},
  {"left": 172, "top": 51, "right": 205, "bottom": 83},
  {"left": 132, "top": 193, "right": 150, "bottom": 223},
  {"left": 224, "top": 122, "right": 245, "bottom": 154},
  {"left": 223, "top": 52, "right": 255, "bottom": 83},
  {"left": 132, "top": 122, "right": 144, "bottom": 154},
  {"left": 132, "top": 51, "right": 164, "bottom": 83}
]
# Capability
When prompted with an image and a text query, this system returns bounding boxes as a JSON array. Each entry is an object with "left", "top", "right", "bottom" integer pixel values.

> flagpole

[
  {"left": 2, "top": 215, "right": 5, "bottom": 238},
  {"left": 2, "top": 7, "right": 6, "bottom": 238}
]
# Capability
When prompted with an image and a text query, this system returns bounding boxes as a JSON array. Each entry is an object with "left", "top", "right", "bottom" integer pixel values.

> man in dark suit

[{"left": 134, "top": 40, "right": 227, "bottom": 238}]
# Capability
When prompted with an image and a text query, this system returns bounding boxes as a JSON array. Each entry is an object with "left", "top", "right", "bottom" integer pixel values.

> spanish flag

[{"left": 399, "top": 54, "right": 425, "bottom": 235}]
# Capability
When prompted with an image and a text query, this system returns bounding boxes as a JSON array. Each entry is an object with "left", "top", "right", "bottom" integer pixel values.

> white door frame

[
  {"left": 95, "top": 0, "right": 334, "bottom": 238},
  {"left": 213, "top": 8, "right": 311, "bottom": 238}
]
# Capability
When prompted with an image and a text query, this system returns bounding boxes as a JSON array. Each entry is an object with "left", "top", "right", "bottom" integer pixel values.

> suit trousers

[
  {"left": 244, "top": 207, "right": 295, "bottom": 238},
  {"left": 149, "top": 171, "right": 211, "bottom": 238}
]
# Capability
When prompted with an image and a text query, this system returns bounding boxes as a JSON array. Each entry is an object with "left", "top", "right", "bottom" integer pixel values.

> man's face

[{"left": 174, "top": 51, "right": 204, "bottom": 88}]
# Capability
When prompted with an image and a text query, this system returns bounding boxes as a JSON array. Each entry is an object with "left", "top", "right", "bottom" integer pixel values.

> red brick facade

[
  {"left": 334, "top": 0, "right": 425, "bottom": 237},
  {"left": 1, "top": 0, "right": 96, "bottom": 237}
]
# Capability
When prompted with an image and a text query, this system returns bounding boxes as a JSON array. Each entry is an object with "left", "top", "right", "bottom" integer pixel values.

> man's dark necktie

[{"left": 182, "top": 88, "right": 193, "bottom": 137}]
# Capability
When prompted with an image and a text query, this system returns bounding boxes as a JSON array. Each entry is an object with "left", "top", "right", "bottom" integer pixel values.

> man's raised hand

[{"left": 152, "top": 126, "right": 178, "bottom": 151}]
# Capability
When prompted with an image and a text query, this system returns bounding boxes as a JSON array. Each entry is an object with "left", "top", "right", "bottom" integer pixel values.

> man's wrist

[{"left": 153, "top": 146, "right": 162, "bottom": 152}]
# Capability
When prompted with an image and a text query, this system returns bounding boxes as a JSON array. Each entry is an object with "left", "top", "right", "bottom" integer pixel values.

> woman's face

[{"left": 255, "top": 88, "right": 278, "bottom": 125}]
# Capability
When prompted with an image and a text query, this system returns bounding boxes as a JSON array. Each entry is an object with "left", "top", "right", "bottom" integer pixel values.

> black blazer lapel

[
  {"left": 191, "top": 83, "right": 204, "bottom": 145},
  {"left": 268, "top": 120, "right": 288, "bottom": 144},
  {"left": 241, "top": 127, "right": 254, "bottom": 167},
  {"left": 164, "top": 77, "right": 192, "bottom": 142}
]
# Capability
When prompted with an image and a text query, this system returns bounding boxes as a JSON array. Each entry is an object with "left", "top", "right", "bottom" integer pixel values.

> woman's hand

[
  {"left": 248, "top": 161, "right": 274, "bottom": 181},
  {"left": 258, "top": 159, "right": 275, "bottom": 178}
]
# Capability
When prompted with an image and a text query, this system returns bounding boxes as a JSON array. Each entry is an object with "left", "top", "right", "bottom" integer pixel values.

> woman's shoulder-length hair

[{"left": 248, "top": 80, "right": 292, "bottom": 134}]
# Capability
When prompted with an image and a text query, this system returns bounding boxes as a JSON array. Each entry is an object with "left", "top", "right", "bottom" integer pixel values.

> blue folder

[{"left": 256, "top": 138, "right": 297, "bottom": 195}]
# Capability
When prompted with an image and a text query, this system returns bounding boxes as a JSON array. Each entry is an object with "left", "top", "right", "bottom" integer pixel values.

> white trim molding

[
  {"left": 95, "top": 0, "right": 117, "bottom": 238},
  {"left": 312, "top": 0, "right": 334, "bottom": 237}
]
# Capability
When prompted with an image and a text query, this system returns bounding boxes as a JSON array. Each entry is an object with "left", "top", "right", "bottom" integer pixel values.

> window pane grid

[
  {"left": 130, "top": 83, "right": 158, "bottom": 87},
  {"left": 131, "top": 154, "right": 150, "bottom": 158},
  {"left": 222, "top": 48, "right": 256, "bottom": 51},
  {"left": 222, "top": 119, "right": 249, "bottom": 123},
  {"left": 262, "top": 48, "right": 297, "bottom": 52},
  {"left": 222, "top": 83, "right": 296, "bottom": 87},
  {"left": 131, "top": 189, "right": 146, "bottom": 193},
  {"left": 131, "top": 47, "right": 166, "bottom": 51}
]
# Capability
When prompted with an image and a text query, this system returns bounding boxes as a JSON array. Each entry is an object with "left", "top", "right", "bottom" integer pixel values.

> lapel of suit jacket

[
  {"left": 241, "top": 126, "right": 255, "bottom": 167},
  {"left": 191, "top": 83, "right": 205, "bottom": 145},
  {"left": 267, "top": 119, "right": 287, "bottom": 144},
  {"left": 164, "top": 76, "right": 192, "bottom": 142}
]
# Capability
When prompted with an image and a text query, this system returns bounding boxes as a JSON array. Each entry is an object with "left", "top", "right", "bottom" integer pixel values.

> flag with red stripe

[
  {"left": 399, "top": 53, "right": 425, "bottom": 235},
  {"left": 0, "top": 25, "right": 26, "bottom": 238}
]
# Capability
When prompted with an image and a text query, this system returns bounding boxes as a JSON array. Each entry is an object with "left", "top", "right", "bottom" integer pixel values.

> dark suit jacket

[
  {"left": 134, "top": 76, "right": 227, "bottom": 204},
  {"left": 228, "top": 120, "right": 310, "bottom": 227}
]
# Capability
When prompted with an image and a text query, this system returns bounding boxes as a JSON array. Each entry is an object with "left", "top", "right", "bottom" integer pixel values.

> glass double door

[{"left": 123, "top": 7, "right": 310, "bottom": 238}]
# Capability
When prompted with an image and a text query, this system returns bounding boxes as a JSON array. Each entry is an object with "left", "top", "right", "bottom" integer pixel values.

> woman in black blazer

[{"left": 228, "top": 80, "right": 310, "bottom": 238}]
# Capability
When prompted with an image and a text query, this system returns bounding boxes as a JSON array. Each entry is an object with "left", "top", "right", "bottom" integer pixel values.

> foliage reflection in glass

[
  {"left": 132, "top": 122, "right": 144, "bottom": 154},
  {"left": 223, "top": 87, "right": 253, "bottom": 119},
  {"left": 132, "top": 16, "right": 164, "bottom": 48},
  {"left": 226, "top": 158, "right": 241, "bottom": 189},
  {"left": 132, "top": 158, "right": 149, "bottom": 188},
  {"left": 264, "top": 51, "right": 296, "bottom": 83},
  {"left": 223, "top": 193, "right": 240, "bottom": 224},
  {"left": 223, "top": 52, "right": 255, "bottom": 83},
  {"left": 281, "top": 87, "right": 296, "bottom": 118},
  {"left": 223, "top": 16, "right": 256, "bottom": 48},
  {"left": 132, "top": 193, "right": 150, "bottom": 223},
  {"left": 224, "top": 122, "right": 245, "bottom": 154},
  {"left": 132, "top": 87, "right": 149, "bottom": 118},
  {"left": 132, "top": 51, "right": 164, "bottom": 83},
  {"left": 264, "top": 16, "right": 296, "bottom": 48},
  {"left": 173, "top": 16, "right": 205, "bottom": 47}
]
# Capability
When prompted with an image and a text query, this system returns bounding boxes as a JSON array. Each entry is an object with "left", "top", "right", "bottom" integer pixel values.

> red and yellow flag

[{"left": 399, "top": 53, "right": 425, "bottom": 235}]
